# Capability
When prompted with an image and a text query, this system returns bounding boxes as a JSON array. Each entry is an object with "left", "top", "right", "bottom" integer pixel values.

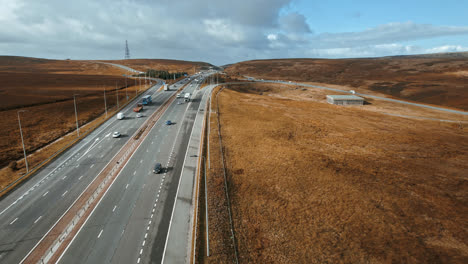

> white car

[
  {"left": 136, "top": 113, "right": 143, "bottom": 118},
  {"left": 112, "top": 132, "right": 121, "bottom": 138}
]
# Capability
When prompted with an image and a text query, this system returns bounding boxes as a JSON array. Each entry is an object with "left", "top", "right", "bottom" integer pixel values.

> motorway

[
  {"left": 0, "top": 77, "right": 191, "bottom": 263},
  {"left": 56, "top": 77, "right": 211, "bottom": 263}
]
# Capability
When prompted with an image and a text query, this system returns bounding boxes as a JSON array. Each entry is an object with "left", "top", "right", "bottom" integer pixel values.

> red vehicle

[{"left": 133, "top": 103, "right": 143, "bottom": 112}]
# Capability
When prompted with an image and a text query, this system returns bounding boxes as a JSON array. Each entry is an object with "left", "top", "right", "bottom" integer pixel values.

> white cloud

[{"left": 425, "top": 45, "right": 468, "bottom": 53}]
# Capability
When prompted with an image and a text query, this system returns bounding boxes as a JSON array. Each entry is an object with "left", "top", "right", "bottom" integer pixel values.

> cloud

[
  {"left": 279, "top": 12, "right": 312, "bottom": 33},
  {"left": 0, "top": 1, "right": 468, "bottom": 65},
  {"left": 312, "top": 22, "right": 468, "bottom": 48}
]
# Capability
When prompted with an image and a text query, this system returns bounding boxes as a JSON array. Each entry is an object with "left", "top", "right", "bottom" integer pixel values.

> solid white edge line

[
  {"left": 161, "top": 88, "right": 203, "bottom": 264},
  {"left": 54, "top": 82, "right": 180, "bottom": 264}
]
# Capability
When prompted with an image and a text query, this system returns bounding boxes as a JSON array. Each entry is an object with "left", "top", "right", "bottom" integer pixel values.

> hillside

[
  {"left": 204, "top": 82, "right": 468, "bottom": 263},
  {"left": 225, "top": 52, "right": 468, "bottom": 110},
  {"left": 100, "top": 59, "right": 214, "bottom": 74}
]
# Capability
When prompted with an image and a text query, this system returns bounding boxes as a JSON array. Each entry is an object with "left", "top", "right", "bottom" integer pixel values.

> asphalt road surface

[
  {"left": 0, "top": 78, "right": 191, "bottom": 264},
  {"left": 57, "top": 76, "right": 211, "bottom": 263}
]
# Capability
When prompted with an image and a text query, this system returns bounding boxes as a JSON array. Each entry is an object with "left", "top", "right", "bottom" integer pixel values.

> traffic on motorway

[{"left": 0, "top": 74, "right": 205, "bottom": 264}]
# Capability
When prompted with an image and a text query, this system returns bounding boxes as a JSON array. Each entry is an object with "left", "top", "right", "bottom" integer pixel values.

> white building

[{"left": 326, "top": 95, "right": 364, "bottom": 105}]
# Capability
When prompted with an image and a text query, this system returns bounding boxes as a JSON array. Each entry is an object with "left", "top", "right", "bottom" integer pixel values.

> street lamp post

[
  {"left": 73, "top": 94, "right": 80, "bottom": 137},
  {"left": 116, "top": 82, "right": 119, "bottom": 109},
  {"left": 103, "top": 86, "right": 108, "bottom": 118},
  {"left": 17, "top": 110, "right": 29, "bottom": 172}
]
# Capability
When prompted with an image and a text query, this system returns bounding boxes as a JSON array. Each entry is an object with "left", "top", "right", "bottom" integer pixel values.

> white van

[{"left": 117, "top": 112, "right": 125, "bottom": 120}]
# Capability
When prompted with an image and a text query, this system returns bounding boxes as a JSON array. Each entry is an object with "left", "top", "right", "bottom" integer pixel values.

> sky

[{"left": 0, "top": 0, "right": 467, "bottom": 65}]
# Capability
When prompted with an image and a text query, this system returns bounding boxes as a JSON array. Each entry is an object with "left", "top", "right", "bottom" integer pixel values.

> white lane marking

[
  {"left": 90, "top": 164, "right": 94, "bottom": 169},
  {"left": 142, "top": 240, "right": 145, "bottom": 246},
  {"left": 140, "top": 249, "right": 143, "bottom": 255},
  {"left": 10, "top": 218, "right": 18, "bottom": 225},
  {"left": 62, "top": 176, "right": 67, "bottom": 180},
  {"left": 34, "top": 216, "right": 42, "bottom": 224},
  {"left": 97, "top": 229, "right": 103, "bottom": 238},
  {"left": 151, "top": 213, "right": 154, "bottom": 218},
  {"left": 105, "top": 133, "right": 111, "bottom": 137},
  {"left": 145, "top": 233, "right": 148, "bottom": 239},
  {"left": 126, "top": 184, "right": 129, "bottom": 189},
  {"left": 140, "top": 160, "right": 143, "bottom": 163},
  {"left": 146, "top": 150, "right": 148, "bottom": 153},
  {"left": 137, "top": 257, "right": 141, "bottom": 263},
  {"left": 113, "top": 205, "right": 117, "bottom": 212},
  {"left": 42, "top": 191, "right": 49, "bottom": 197},
  {"left": 62, "top": 190, "right": 68, "bottom": 197},
  {"left": 133, "top": 171, "right": 136, "bottom": 175},
  {"left": 77, "top": 137, "right": 101, "bottom": 161},
  {"left": 147, "top": 226, "right": 150, "bottom": 230},
  {"left": 79, "top": 176, "right": 83, "bottom": 180},
  {"left": 148, "top": 220, "right": 151, "bottom": 225}
]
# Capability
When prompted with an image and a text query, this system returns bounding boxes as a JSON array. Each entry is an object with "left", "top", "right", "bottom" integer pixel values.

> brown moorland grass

[
  {"left": 225, "top": 52, "right": 468, "bottom": 110},
  {"left": 0, "top": 83, "right": 151, "bottom": 189},
  {"left": 205, "top": 83, "right": 468, "bottom": 263}
]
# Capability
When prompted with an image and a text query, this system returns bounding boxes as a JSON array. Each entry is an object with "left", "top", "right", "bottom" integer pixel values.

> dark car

[
  {"left": 165, "top": 120, "right": 172, "bottom": 125},
  {"left": 153, "top": 163, "right": 162, "bottom": 174}
]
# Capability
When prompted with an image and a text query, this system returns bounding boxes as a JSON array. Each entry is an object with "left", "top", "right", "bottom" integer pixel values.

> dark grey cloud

[{"left": 279, "top": 12, "right": 312, "bottom": 33}]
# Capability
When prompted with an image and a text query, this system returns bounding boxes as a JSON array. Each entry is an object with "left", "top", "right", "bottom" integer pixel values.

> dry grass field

[
  {"left": 225, "top": 52, "right": 468, "bottom": 110},
  {"left": 0, "top": 56, "right": 163, "bottom": 191},
  {"left": 204, "top": 82, "right": 468, "bottom": 263}
]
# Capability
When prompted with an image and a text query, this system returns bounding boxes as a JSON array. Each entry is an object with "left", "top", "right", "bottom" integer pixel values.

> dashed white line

[
  {"left": 113, "top": 205, "right": 117, "bottom": 212},
  {"left": 151, "top": 213, "right": 154, "bottom": 218},
  {"left": 97, "top": 229, "right": 103, "bottom": 238},
  {"left": 42, "top": 191, "right": 49, "bottom": 197},
  {"left": 145, "top": 233, "right": 148, "bottom": 239},
  {"left": 78, "top": 176, "right": 83, "bottom": 180},
  {"left": 10, "top": 218, "right": 18, "bottom": 225},
  {"left": 90, "top": 164, "right": 94, "bottom": 169},
  {"left": 137, "top": 257, "right": 141, "bottom": 263},
  {"left": 34, "top": 216, "right": 42, "bottom": 224},
  {"left": 140, "top": 160, "right": 143, "bottom": 163},
  {"left": 126, "top": 184, "right": 129, "bottom": 189},
  {"left": 62, "top": 190, "right": 68, "bottom": 197},
  {"left": 140, "top": 249, "right": 143, "bottom": 255},
  {"left": 133, "top": 171, "right": 136, "bottom": 175},
  {"left": 142, "top": 240, "right": 146, "bottom": 246}
]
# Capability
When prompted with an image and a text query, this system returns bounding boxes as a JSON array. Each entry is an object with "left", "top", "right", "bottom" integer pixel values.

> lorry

[
  {"left": 117, "top": 112, "right": 125, "bottom": 120},
  {"left": 164, "top": 84, "right": 169, "bottom": 91},
  {"left": 184, "top": 93, "right": 191, "bottom": 102},
  {"left": 133, "top": 103, "right": 143, "bottom": 112},
  {"left": 142, "top": 95, "right": 152, "bottom": 105}
]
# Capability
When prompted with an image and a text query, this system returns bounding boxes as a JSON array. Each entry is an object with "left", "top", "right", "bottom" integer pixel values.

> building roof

[{"left": 327, "top": 95, "right": 364, "bottom": 100}]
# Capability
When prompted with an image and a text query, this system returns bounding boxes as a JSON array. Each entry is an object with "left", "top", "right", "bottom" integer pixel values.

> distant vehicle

[
  {"left": 142, "top": 95, "right": 152, "bottom": 105},
  {"left": 184, "top": 93, "right": 191, "bottom": 102},
  {"left": 112, "top": 132, "right": 121, "bottom": 138},
  {"left": 165, "top": 120, "right": 172, "bottom": 125},
  {"left": 177, "top": 101, "right": 182, "bottom": 105},
  {"left": 136, "top": 113, "right": 143, "bottom": 118},
  {"left": 117, "top": 112, "right": 125, "bottom": 120},
  {"left": 176, "top": 93, "right": 181, "bottom": 98},
  {"left": 164, "top": 84, "right": 169, "bottom": 91},
  {"left": 133, "top": 103, "right": 143, "bottom": 112},
  {"left": 350, "top": 90, "right": 356, "bottom": 94},
  {"left": 153, "top": 163, "right": 162, "bottom": 174}
]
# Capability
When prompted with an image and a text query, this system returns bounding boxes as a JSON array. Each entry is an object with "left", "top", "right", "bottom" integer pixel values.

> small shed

[{"left": 326, "top": 95, "right": 364, "bottom": 105}]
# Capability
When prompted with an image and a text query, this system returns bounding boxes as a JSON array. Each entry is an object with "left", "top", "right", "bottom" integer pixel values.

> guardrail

[{"left": 23, "top": 85, "right": 180, "bottom": 264}]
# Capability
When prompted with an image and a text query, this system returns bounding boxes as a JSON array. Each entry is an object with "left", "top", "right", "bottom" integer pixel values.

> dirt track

[
  {"left": 205, "top": 83, "right": 468, "bottom": 263},
  {"left": 225, "top": 54, "right": 468, "bottom": 110}
]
